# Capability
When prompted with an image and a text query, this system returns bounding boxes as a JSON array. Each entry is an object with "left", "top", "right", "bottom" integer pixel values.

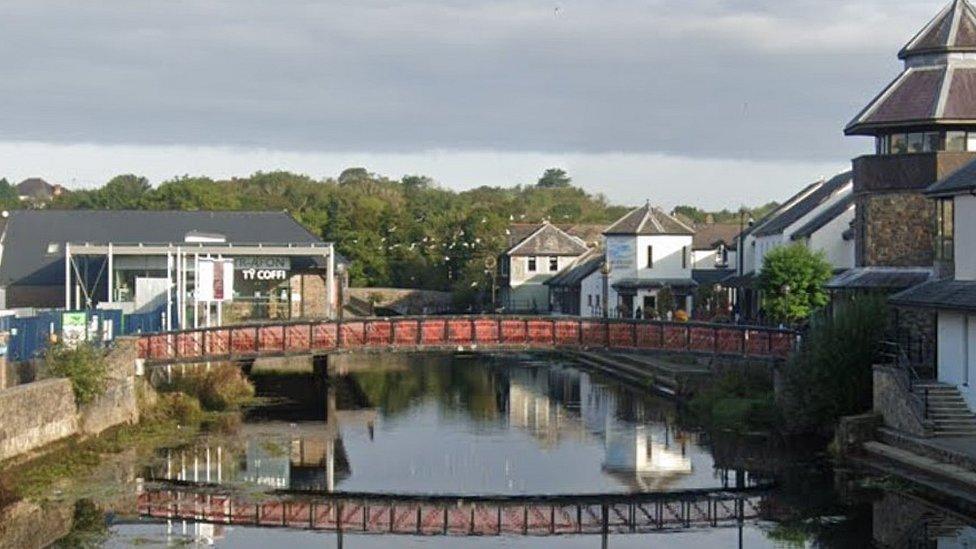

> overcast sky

[{"left": 0, "top": 1, "right": 950, "bottom": 209}]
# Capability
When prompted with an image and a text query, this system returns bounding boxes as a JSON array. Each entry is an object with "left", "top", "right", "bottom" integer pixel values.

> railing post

[
  {"left": 254, "top": 326, "right": 260, "bottom": 354},
  {"left": 741, "top": 328, "right": 747, "bottom": 356},
  {"left": 578, "top": 318, "right": 583, "bottom": 346},
  {"left": 685, "top": 324, "right": 691, "bottom": 351},
  {"left": 472, "top": 317, "right": 477, "bottom": 345},
  {"left": 338, "top": 318, "right": 345, "bottom": 348},
  {"left": 632, "top": 321, "right": 638, "bottom": 348},
  {"left": 416, "top": 319, "right": 423, "bottom": 346},
  {"left": 391, "top": 319, "right": 397, "bottom": 347},
  {"left": 308, "top": 322, "right": 313, "bottom": 351},
  {"left": 605, "top": 319, "right": 610, "bottom": 348},
  {"left": 714, "top": 327, "right": 719, "bottom": 355}
]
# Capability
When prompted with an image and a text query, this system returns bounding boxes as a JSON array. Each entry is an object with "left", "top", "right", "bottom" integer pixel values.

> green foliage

[
  {"left": 688, "top": 366, "right": 776, "bottom": 432},
  {"left": 759, "top": 245, "right": 833, "bottom": 324},
  {"left": 780, "top": 294, "right": 888, "bottom": 435},
  {"left": 44, "top": 344, "right": 108, "bottom": 405},
  {"left": 159, "top": 365, "right": 255, "bottom": 411},
  {"left": 536, "top": 168, "right": 572, "bottom": 188},
  {"left": 0, "top": 178, "right": 20, "bottom": 210},
  {"left": 673, "top": 202, "right": 780, "bottom": 225}
]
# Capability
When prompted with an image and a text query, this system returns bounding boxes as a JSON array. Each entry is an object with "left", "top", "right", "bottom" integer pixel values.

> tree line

[{"left": 1, "top": 169, "right": 773, "bottom": 305}]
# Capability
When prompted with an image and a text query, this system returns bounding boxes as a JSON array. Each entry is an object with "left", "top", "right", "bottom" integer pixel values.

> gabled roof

[
  {"left": 546, "top": 248, "right": 605, "bottom": 288},
  {"left": 0, "top": 210, "right": 326, "bottom": 287},
  {"left": 753, "top": 172, "right": 852, "bottom": 238},
  {"left": 790, "top": 193, "right": 856, "bottom": 241},
  {"left": 900, "top": 0, "right": 976, "bottom": 60},
  {"left": 506, "top": 222, "right": 589, "bottom": 257},
  {"left": 737, "top": 180, "right": 823, "bottom": 242},
  {"left": 926, "top": 156, "right": 976, "bottom": 195},
  {"left": 603, "top": 203, "right": 694, "bottom": 236},
  {"left": 847, "top": 0, "right": 976, "bottom": 135},
  {"left": 16, "top": 177, "right": 56, "bottom": 198},
  {"left": 826, "top": 267, "right": 934, "bottom": 291},
  {"left": 692, "top": 224, "right": 740, "bottom": 250}
]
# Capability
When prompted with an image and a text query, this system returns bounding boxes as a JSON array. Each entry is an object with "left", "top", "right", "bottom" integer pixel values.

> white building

[
  {"left": 601, "top": 203, "right": 696, "bottom": 319},
  {"left": 498, "top": 222, "right": 597, "bottom": 313},
  {"left": 892, "top": 160, "right": 976, "bottom": 414},
  {"left": 729, "top": 171, "right": 856, "bottom": 320}
]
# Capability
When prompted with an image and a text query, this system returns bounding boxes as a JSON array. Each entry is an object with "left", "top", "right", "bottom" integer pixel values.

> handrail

[{"left": 879, "top": 340, "right": 930, "bottom": 421}]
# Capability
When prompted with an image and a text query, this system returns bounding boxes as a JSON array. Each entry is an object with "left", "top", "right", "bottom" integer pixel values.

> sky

[{"left": 0, "top": 0, "right": 952, "bottom": 209}]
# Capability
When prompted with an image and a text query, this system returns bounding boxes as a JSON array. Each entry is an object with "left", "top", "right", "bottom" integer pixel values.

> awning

[
  {"left": 611, "top": 278, "right": 698, "bottom": 291},
  {"left": 826, "top": 267, "right": 934, "bottom": 291},
  {"left": 722, "top": 272, "right": 758, "bottom": 289},
  {"left": 692, "top": 269, "right": 734, "bottom": 287},
  {"left": 890, "top": 279, "right": 976, "bottom": 312}
]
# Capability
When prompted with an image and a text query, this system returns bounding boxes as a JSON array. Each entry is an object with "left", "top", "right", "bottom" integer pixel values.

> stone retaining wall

[
  {"left": 873, "top": 365, "right": 931, "bottom": 437},
  {"left": 0, "top": 337, "right": 142, "bottom": 462}
]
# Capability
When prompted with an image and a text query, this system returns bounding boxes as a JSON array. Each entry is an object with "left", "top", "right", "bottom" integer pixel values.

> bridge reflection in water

[{"left": 139, "top": 355, "right": 770, "bottom": 544}]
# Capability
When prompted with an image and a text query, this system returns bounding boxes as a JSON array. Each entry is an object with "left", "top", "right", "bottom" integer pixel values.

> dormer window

[{"left": 46, "top": 243, "right": 60, "bottom": 254}]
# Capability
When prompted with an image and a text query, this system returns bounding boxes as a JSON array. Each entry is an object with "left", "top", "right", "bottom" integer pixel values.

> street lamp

[{"left": 601, "top": 262, "right": 612, "bottom": 318}]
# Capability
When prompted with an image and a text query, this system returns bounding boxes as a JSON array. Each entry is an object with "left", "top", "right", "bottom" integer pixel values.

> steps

[
  {"left": 915, "top": 383, "right": 976, "bottom": 437},
  {"left": 863, "top": 441, "right": 976, "bottom": 491}
]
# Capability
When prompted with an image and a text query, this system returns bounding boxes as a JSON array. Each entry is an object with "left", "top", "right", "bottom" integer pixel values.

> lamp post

[{"left": 601, "top": 262, "right": 612, "bottom": 318}]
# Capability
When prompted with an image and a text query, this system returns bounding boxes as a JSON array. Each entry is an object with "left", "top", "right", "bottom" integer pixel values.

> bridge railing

[{"left": 138, "top": 315, "right": 799, "bottom": 364}]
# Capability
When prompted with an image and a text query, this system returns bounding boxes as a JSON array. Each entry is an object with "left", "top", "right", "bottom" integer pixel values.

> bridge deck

[
  {"left": 138, "top": 484, "right": 769, "bottom": 536},
  {"left": 138, "top": 315, "right": 797, "bottom": 365}
]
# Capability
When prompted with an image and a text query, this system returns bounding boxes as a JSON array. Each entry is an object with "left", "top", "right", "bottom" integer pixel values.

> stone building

[{"left": 832, "top": 0, "right": 976, "bottom": 356}]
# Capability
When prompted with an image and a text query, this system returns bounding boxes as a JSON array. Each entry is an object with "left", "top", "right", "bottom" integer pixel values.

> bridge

[
  {"left": 137, "top": 483, "right": 770, "bottom": 537},
  {"left": 137, "top": 315, "right": 798, "bottom": 365}
]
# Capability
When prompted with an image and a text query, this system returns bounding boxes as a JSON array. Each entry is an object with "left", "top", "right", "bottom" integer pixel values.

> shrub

[
  {"left": 162, "top": 364, "right": 255, "bottom": 411},
  {"left": 780, "top": 294, "right": 888, "bottom": 435},
  {"left": 688, "top": 365, "right": 776, "bottom": 432},
  {"left": 146, "top": 393, "right": 205, "bottom": 425},
  {"left": 45, "top": 344, "right": 108, "bottom": 405}
]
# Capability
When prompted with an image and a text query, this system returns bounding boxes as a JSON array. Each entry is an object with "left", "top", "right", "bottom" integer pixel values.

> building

[
  {"left": 0, "top": 210, "right": 347, "bottom": 324},
  {"left": 726, "top": 172, "right": 856, "bottom": 320},
  {"left": 602, "top": 203, "right": 696, "bottom": 319},
  {"left": 546, "top": 248, "right": 605, "bottom": 316},
  {"left": 498, "top": 222, "right": 599, "bottom": 313},
  {"left": 831, "top": 0, "right": 976, "bottom": 356},
  {"left": 690, "top": 223, "right": 738, "bottom": 271},
  {"left": 15, "top": 178, "right": 63, "bottom": 203},
  {"left": 891, "top": 159, "right": 976, "bottom": 410}
]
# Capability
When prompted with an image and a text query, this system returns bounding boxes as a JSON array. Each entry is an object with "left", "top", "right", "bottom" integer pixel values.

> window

[
  {"left": 527, "top": 257, "right": 537, "bottom": 272},
  {"left": 890, "top": 133, "right": 908, "bottom": 154},
  {"left": 646, "top": 246, "right": 654, "bottom": 268},
  {"left": 924, "top": 132, "right": 942, "bottom": 152},
  {"left": 595, "top": 295, "right": 601, "bottom": 308},
  {"left": 46, "top": 243, "right": 60, "bottom": 254},
  {"left": 588, "top": 295, "right": 593, "bottom": 307},
  {"left": 643, "top": 295, "right": 656, "bottom": 311},
  {"left": 937, "top": 198, "right": 954, "bottom": 261},
  {"left": 968, "top": 132, "right": 976, "bottom": 152},
  {"left": 907, "top": 133, "right": 925, "bottom": 153},
  {"left": 947, "top": 131, "right": 967, "bottom": 152},
  {"left": 682, "top": 246, "right": 688, "bottom": 269},
  {"left": 549, "top": 257, "right": 559, "bottom": 272}
]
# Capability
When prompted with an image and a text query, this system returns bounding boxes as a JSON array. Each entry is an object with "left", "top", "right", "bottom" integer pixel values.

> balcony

[{"left": 852, "top": 152, "right": 976, "bottom": 193}]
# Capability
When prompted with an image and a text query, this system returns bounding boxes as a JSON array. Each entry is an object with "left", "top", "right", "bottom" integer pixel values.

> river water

[{"left": 21, "top": 353, "right": 976, "bottom": 546}]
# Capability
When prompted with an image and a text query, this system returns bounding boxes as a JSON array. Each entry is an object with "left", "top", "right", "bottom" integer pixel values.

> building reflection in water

[{"left": 504, "top": 362, "right": 693, "bottom": 491}]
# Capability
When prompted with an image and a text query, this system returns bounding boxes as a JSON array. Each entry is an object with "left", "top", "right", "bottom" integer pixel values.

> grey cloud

[{"left": 0, "top": 0, "right": 948, "bottom": 162}]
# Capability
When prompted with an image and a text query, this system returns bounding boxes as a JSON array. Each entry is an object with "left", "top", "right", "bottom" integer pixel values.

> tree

[
  {"left": 759, "top": 244, "right": 833, "bottom": 324},
  {"left": 100, "top": 174, "right": 151, "bottom": 209},
  {"left": 338, "top": 167, "right": 371, "bottom": 186},
  {"left": 536, "top": 168, "right": 572, "bottom": 188},
  {"left": 656, "top": 286, "right": 676, "bottom": 318},
  {"left": 0, "top": 178, "right": 19, "bottom": 209}
]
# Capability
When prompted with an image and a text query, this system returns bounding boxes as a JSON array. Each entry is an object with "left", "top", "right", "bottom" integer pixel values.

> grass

[{"left": 158, "top": 365, "right": 255, "bottom": 411}]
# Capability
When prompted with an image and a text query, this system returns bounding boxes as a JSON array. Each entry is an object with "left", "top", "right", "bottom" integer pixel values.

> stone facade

[
  {"left": 855, "top": 193, "right": 935, "bottom": 267},
  {"left": 290, "top": 273, "right": 329, "bottom": 318}
]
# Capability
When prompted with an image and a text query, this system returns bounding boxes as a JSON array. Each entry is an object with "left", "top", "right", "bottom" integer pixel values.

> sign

[
  {"left": 197, "top": 258, "right": 235, "bottom": 302},
  {"left": 61, "top": 312, "right": 87, "bottom": 349},
  {"left": 607, "top": 239, "right": 636, "bottom": 271},
  {"left": 235, "top": 257, "right": 290, "bottom": 271},
  {"left": 241, "top": 269, "right": 288, "bottom": 281}
]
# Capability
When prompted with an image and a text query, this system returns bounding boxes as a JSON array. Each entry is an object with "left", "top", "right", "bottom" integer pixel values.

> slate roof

[
  {"left": 736, "top": 180, "right": 823, "bottom": 242},
  {"left": 752, "top": 172, "right": 853, "bottom": 237},
  {"left": 0, "top": 210, "right": 327, "bottom": 287},
  {"left": 692, "top": 224, "right": 740, "bottom": 250},
  {"left": 826, "top": 267, "right": 935, "bottom": 291},
  {"left": 546, "top": 249, "right": 605, "bottom": 288},
  {"left": 790, "top": 193, "right": 856, "bottom": 241},
  {"left": 603, "top": 203, "right": 694, "bottom": 236},
  {"left": 926, "top": 156, "right": 976, "bottom": 195},
  {"left": 890, "top": 279, "right": 976, "bottom": 312},
  {"left": 900, "top": 0, "right": 976, "bottom": 60},
  {"left": 16, "top": 178, "right": 57, "bottom": 199},
  {"left": 505, "top": 223, "right": 589, "bottom": 257},
  {"left": 847, "top": 0, "right": 976, "bottom": 135}
]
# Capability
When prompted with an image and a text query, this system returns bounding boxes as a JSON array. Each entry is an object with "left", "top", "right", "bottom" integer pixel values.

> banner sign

[
  {"left": 62, "top": 312, "right": 88, "bottom": 349},
  {"left": 607, "top": 240, "right": 636, "bottom": 271},
  {"left": 235, "top": 257, "right": 290, "bottom": 271},
  {"left": 197, "top": 258, "right": 235, "bottom": 302}
]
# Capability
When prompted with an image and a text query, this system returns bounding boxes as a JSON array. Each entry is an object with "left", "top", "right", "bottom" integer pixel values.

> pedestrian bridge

[
  {"left": 137, "top": 315, "right": 798, "bottom": 366},
  {"left": 138, "top": 482, "right": 770, "bottom": 537}
]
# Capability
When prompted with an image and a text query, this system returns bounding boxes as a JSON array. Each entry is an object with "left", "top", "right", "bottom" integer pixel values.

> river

[{"left": 9, "top": 352, "right": 976, "bottom": 547}]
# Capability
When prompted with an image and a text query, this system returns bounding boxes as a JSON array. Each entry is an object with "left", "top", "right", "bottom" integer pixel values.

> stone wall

[
  {"left": 0, "top": 379, "right": 78, "bottom": 461},
  {"left": 0, "top": 499, "right": 73, "bottom": 549},
  {"left": 290, "top": 273, "right": 329, "bottom": 318},
  {"left": 856, "top": 192, "right": 935, "bottom": 267},
  {"left": 346, "top": 287, "right": 453, "bottom": 315},
  {"left": 0, "top": 337, "right": 142, "bottom": 462},
  {"left": 873, "top": 365, "right": 931, "bottom": 437}
]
